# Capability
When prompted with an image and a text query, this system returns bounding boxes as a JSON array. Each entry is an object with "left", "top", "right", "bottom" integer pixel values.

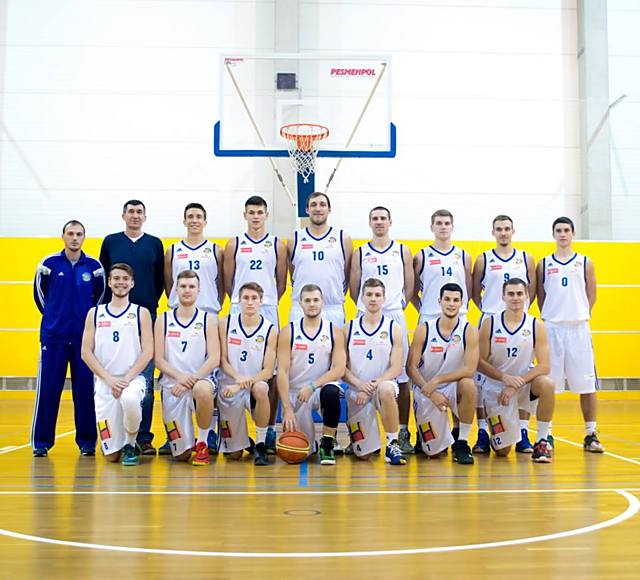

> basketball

[{"left": 276, "top": 431, "right": 310, "bottom": 464}]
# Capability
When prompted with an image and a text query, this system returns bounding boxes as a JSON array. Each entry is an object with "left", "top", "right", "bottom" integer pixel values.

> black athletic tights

[{"left": 320, "top": 384, "right": 341, "bottom": 429}]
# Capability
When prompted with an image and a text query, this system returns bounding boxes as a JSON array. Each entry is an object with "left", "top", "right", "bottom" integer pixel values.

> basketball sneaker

[
  {"left": 384, "top": 441, "right": 407, "bottom": 465},
  {"left": 254, "top": 442, "right": 269, "bottom": 466},
  {"left": 33, "top": 447, "right": 48, "bottom": 458},
  {"left": 265, "top": 428, "right": 277, "bottom": 455},
  {"left": 192, "top": 441, "right": 210, "bottom": 466},
  {"left": 139, "top": 441, "right": 157, "bottom": 456},
  {"left": 547, "top": 434, "right": 554, "bottom": 449},
  {"left": 532, "top": 439, "right": 553, "bottom": 463},
  {"left": 344, "top": 442, "right": 354, "bottom": 455},
  {"left": 583, "top": 433, "right": 604, "bottom": 453},
  {"left": 79, "top": 446, "right": 95, "bottom": 457},
  {"left": 207, "top": 430, "right": 219, "bottom": 455},
  {"left": 319, "top": 436, "right": 336, "bottom": 466},
  {"left": 121, "top": 444, "right": 139, "bottom": 466},
  {"left": 472, "top": 428, "right": 490, "bottom": 454},
  {"left": 515, "top": 429, "right": 534, "bottom": 454},
  {"left": 452, "top": 440, "right": 474, "bottom": 465},
  {"left": 333, "top": 439, "right": 344, "bottom": 455},
  {"left": 398, "top": 430, "right": 415, "bottom": 454}
]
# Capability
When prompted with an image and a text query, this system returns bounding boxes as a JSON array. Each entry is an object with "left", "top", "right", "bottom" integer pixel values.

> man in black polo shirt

[{"left": 99, "top": 200, "right": 164, "bottom": 454}]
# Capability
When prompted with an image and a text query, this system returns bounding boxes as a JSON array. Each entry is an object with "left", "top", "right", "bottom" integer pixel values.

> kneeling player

[
  {"left": 217, "top": 282, "right": 277, "bottom": 466},
  {"left": 155, "top": 270, "right": 220, "bottom": 466},
  {"left": 81, "top": 263, "right": 153, "bottom": 466},
  {"left": 344, "top": 278, "right": 405, "bottom": 465},
  {"left": 478, "top": 278, "right": 555, "bottom": 462},
  {"left": 277, "top": 284, "right": 346, "bottom": 465},
  {"left": 407, "top": 283, "right": 479, "bottom": 464}
]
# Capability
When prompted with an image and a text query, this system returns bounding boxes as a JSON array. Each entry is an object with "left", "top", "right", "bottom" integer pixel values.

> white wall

[{"left": 0, "top": 0, "right": 584, "bottom": 241}]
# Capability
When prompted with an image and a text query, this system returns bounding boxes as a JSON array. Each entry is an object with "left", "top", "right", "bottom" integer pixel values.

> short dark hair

[
  {"left": 431, "top": 209, "right": 453, "bottom": 225},
  {"left": 62, "top": 220, "right": 85, "bottom": 234},
  {"left": 440, "top": 282, "right": 463, "bottom": 299},
  {"left": 306, "top": 191, "right": 331, "bottom": 209},
  {"left": 369, "top": 206, "right": 391, "bottom": 220},
  {"left": 245, "top": 196, "right": 268, "bottom": 210},
  {"left": 552, "top": 216, "right": 575, "bottom": 233},
  {"left": 239, "top": 281, "right": 264, "bottom": 299},
  {"left": 184, "top": 203, "right": 207, "bottom": 220},
  {"left": 492, "top": 214, "right": 513, "bottom": 227},
  {"left": 362, "top": 277, "right": 385, "bottom": 295},
  {"left": 300, "top": 283, "right": 323, "bottom": 297},
  {"left": 123, "top": 199, "right": 146, "bottom": 213},
  {"left": 177, "top": 270, "right": 200, "bottom": 284},
  {"left": 502, "top": 277, "right": 528, "bottom": 293},
  {"left": 109, "top": 263, "right": 135, "bottom": 279}
]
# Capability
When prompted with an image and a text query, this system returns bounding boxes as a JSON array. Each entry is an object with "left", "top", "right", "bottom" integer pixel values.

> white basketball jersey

[
  {"left": 291, "top": 227, "right": 346, "bottom": 306},
  {"left": 93, "top": 303, "right": 142, "bottom": 376},
  {"left": 219, "top": 314, "right": 274, "bottom": 385},
  {"left": 356, "top": 241, "right": 406, "bottom": 312},
  {"left": 168, "top": 240, "right": 221, "bottom": 313},
  {"left": 347, "top": 316, "right": 395, "bottom": 382},
  {"left": 159, "top": 308, "right": 209, "bottom": 388},
  {"left": 541, "top": 253, "right": 591, "bottom": 322},
  {"left": 418, "top": 318, "right": 468, "bottom": 382},
  {"left": 488, "top": 312, "right": 536, "bottom": 376},
  {"left": 231, "top": 233, "right": 279, "bottom": 307},
  {"left": 418, "top": 245, "right": 468, "bottom": 318},
  {"left": 480, "top": 249, "right": 530, "bottom": 315},
  {"left": 288, "top": 318, "right": 334, "bottom": 391}
]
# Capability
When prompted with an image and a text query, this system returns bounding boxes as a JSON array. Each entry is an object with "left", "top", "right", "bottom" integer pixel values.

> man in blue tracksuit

[{"left": 32, "top": 220, "right": 106, "bottom": 456}]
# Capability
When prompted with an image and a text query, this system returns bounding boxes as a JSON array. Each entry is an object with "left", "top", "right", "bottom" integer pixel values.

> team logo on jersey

[
  {"left": 348, "top": 421, "right": 365, "bottom": 442},
  {"left": 380, "top": 331, "right": 388, "bottom": 339},
  {"left": 320, "top": 334, "right": 330, "bottom": 343},
  {"left": 488, "top": 415, "right": 505, "bottom": 435},
  {"left": 98, "top": 321, "right": 111, "bottom": 328},
  {"left": 167, "top": 331, "right": 181, "bottom": 338},
  {"left": 82, "top": 272, "right": 91, "bottom": 282},
  {"left": 352, "top": 339, "right": 366, "bottom": 346},
  {"left": 419, "top": 421, "right": 437, "bottom": 442},
  {"left": 294, "top": 343, "right": 308, "bottom": 351},
  {"left": 454, "top": 253, "right": 461, "bottom": 261},
  {"left": 452, "top": 335, "right": 461, "bottom": 344},
  {"left": 229, "top": 337, "right": 242, "bottom": 345},
  {"left": 328, "top": 237, "right": 337, "bottom": 244},
  {"left": 515, "top": 258, "right": 523, "bottom": 265},
  {"left": 522, "top": 329, "right": 531, "bottom": 337},
  {"left": 256, "top": 336, "right": 264, "bottom": 343},
  {"left": 221, "top": 419, "right": 232, "bottom": 439},
  {"left": 301, "top": 243, "right": 314, "bottom": 250},
  {"left": 429, "top": 259, "right": 441, "bottom": 266},
  {"left": 98, "top": 419, "right": 112, "bottom": 441},
  {"left": 165, "top": 420, "right": 182, "bottom": 441},
  {"left": 194, "top": 323, "right": 203, "bottom": 330},
  {"left": 203, "top": 247, "right": 212, "bottom": 254},
  {"left": 264, "top": 240, "right": 272, "bottom": 248},
  {"left": 392, "top": 250, "right": 400, "bottom": 257},
  {"left": 494, "top": 336, "right": 507, "bottom": 344},
  {"left": 127, "top": 312, "right": 136, "bottom": 319}
]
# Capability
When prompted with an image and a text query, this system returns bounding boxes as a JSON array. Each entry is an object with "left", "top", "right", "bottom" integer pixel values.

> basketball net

[{"left": 280, "top": 123, "right": 329, "bottom": 183}]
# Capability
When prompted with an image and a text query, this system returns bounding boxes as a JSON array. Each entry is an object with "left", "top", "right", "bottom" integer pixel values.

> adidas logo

[
  {"left": 495, "top": 329, "right": 502, "bottom": 334},
  {"left": 168, "top": 322, "right": 175, "bottom": 327},
  {"left": 295, "top": 335, "right": 302, "bottom": 340},
  {"left": 365, "top": 252, "right": 371, "bottom": 256},
  {"left": 431, "top": 337, "right": 438, "bottom": 342},
  {"left": 489, "top": 258, "right": 495, "bottom": 263},
  {"left": 58, "top": 272, "right": 64, "bottom": 276},
  {"left": 354, "top": 331, "right": 360, "bottom": 336},
  {"left": 230, "top": 329, "right": 238, "bottom": 334},
  {"left": 301, "top": 237, "right": 308, "bottom": 241},
  {"left": 240, "top": 240, "right": 247, "bottom": 245},
  {"left": 98, "top": 313, "right": 105, "bottom": 318}
]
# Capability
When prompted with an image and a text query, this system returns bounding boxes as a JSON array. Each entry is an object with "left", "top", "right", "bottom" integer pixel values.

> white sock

[
  {"left": 268, "top": 424, "right": 275, "bottom": 432},
  {"left": 207, "top": 408, "right": 218, "bottom": 431},
  {"left": 548, "top": 421, "right": 553, "bottom": 434},
  {"left": 125, "top": 431, "right": 136, "bottom": 446},
  {"left": 400, "top": 424, "right": 408, "bottom": 432},
  {"left": 385, "top": 432, "right": 398, "bottom": 445},
  {"left": 520, "top": 419, "right": 529, "bottom": 430},
  {"left": 537, "top": 421, "right": 551, "bottom": 442},
  {"left": 478, "top": 419, "right": 488, "bottom": 431},
  {"left": 197, "top": 427, "right": 208, "bottom": 444},
  {"left": 458, "top": 422, "right": 472, "bottom": 442},
  {"left": 585, "top": 421, "right": 596, "bottom": 435},
  {"left": 256, "top": 426, "right": 268, "bottom": 444}
]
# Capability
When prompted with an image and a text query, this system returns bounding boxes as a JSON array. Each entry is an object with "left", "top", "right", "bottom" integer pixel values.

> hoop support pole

[
  {"left": 224, "top": 62, "right": 296, "bottom": 207},
  {"left": 324, "top": 61, "right": 388, "bottom": 193}
]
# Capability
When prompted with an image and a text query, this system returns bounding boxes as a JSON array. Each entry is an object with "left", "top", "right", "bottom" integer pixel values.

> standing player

[
  {"left": 32, "top": 220, "right": 105, "bottom": 457},
  {"left": 155, "top": 270, "right": 220, "bottom": 466},
  {"left": 478, "top": 278, "right": 555, "bottom": 462},
  {"left": 289, "top": 192, "right": 353, "bottom": 327},
  {"left": 407, "top": 283, "right": 479, "bottom": 465},
  {"left": 350, "top": 206, "right": 414, "bottom": 454},
  {"left": 164, "top": 202, "right": 224, "bottom": 453},
  {"left": 81, "top": 264, "right": 154, "bottom": 466},
  {"left": 277, "top": 284, "right": 347, "bottom": 465},
  {"left": 217, "top": 282, "right": 277, "bottom": 466},
  {"left": 344, "top": 278, "right": 405, "bottom": 465},
  {"left": 412, "top": 209, "right": 472, "bottom": 324},
  {"left": 224, "top": 196, "right": 286, "bottom": 452},
  {"left": 536, "top": 217, "right": 603, "bottom": 452},
  {"left": 100, "top": 200, "right": 165, "bottom": 455},
  {"left": 471, "top": 215, "right": 536, "bottom": 454}
]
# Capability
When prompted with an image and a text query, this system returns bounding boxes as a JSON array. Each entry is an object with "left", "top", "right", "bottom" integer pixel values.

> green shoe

[
  {"left": 452, "top": 440, "right": 474, "bottom": 465},
  {"left": 319, "top": 437, "right": 336, "bottom": 465},
  {"left": 398, "top": 430, "right": 415, "bottom": 454},
  {"left": 121, "top": 444, "right": 139, "bottom": 466},
  {"left": 547, "top": 434, "right": 555, "bottom": 449}
]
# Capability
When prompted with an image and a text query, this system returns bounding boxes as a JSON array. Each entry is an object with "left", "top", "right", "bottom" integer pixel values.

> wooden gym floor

[{"left": 0, "top": 391, "right": 639, "bottom": 579}]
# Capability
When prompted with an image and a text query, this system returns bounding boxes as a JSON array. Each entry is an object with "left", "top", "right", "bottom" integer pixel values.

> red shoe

[
  {"left": 532, "top": 439, "right": 553, "bottom": 463},
  {"left": 192, "top": 441, "right": 210, "bottom": 466}
]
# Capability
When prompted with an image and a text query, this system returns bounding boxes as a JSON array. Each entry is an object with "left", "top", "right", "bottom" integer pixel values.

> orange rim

[{"left": 280, "top": 123, "right": 329, "bottom": 151}]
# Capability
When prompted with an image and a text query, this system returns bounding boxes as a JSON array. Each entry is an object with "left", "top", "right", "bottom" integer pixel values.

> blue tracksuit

[{"left": 32, "top": 250, "right": 105, "bottom": 451}]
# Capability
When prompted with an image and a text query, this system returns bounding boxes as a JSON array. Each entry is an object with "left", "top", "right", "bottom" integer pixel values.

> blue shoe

[
  {"left": 207, "top": 430, "right": 219, "bottom": 455},
  {"left": 158, "top": 440, "right": 172, "bottom": 456},
  {"left": 516, "top": 428, "right": 534, "bottom": 454},
  {"left": 472, "top": 429, "right": 490, "bottom": 454},
  {"left": 33, "top": 447, "right": 48, "bottom": 457},
  {"left": 265, "top": 427, "right": 276, "bottom": 455},
  {"left": 79, "top": 446, "right": 95, "bottom": 457},
  {"left": 384, "top": 441, "right": 407, "bottom": 465},
  {"left": 121, "top": 444, "right": 139, "bottom": 466}
]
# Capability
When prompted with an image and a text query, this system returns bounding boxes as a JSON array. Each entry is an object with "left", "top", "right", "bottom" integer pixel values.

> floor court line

[
  {"left": 0, "top": 490, "right": 636, "bottom": 558},
  {"left": 548, "top": 434, "right": 640, "bottom": 467},
  {"left": 0, "top": 430, "right": 75, "bottom": 455}
]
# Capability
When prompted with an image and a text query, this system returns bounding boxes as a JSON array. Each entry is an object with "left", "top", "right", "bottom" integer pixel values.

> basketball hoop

[{"left": 280, "top": 123, "right": 329, "bottom": 183}]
